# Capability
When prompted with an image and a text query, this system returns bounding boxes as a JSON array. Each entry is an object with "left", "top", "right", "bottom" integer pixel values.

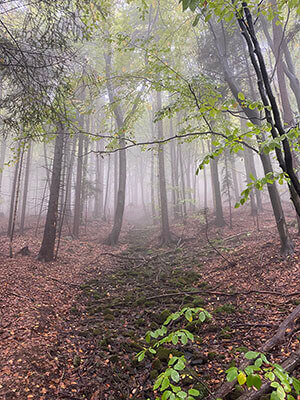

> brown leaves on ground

[{"left": 0, "top": 206, "right": 300, "bottom": 399}]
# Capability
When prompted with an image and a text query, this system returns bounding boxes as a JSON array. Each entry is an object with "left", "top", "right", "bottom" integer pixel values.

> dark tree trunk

[
  {"left": 209, "top": 23, "right": 293, "bottom": 255},
  {"left": 38, "top": 125, "right": 65, "bottom": 261}
]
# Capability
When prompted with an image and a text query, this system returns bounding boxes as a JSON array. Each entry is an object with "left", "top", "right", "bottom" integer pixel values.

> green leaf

[
  {"left": 161, "top": 377, "right": 170, "bottom": 391},
  {"left": 182, "top": 0, "right": 190, "bottom": 11},
  {"left": 188, "top": 389, "right": 200, "bottom": 396},
  {"left": 177, "top": 391, "right": 188, "bottom": 399},
  {"left": 226, "top": 367, "right": 238, "bottom": 382},
  {"left": 149, "top": 348, "right": 156, "bottom": 354},
  {"left": 252, "top": 375, "right": 262, "bottom": 390},
  {"left": 270, "top": 393, "right": 281, "bottom": 400},
  {"left": 162, "top": 391, "right": 172, "bottom": 400},
  {"left": 199, "top": 311, "right": 206, "bottom": 322},
  {"left": 292, "top": 377, "right": 300, "bottom": 394},
  {"left": 137, "top": 351, "right": 145, "bottom": 361},
  {"left": 245, "top": 351, "right": 260, "bottom": 360},
  {"left": 238, "top": 92, "right": 245, "bottom": 101},
  {"left": 192, "top": 14, "right": 201, "bottom": 26},
  {"left": 174, "top": 360, "right": 185, "bottom": 371},
  {"left": 171, "top": 369, "right": 180, "bottom": 383},
  {"left": 172, "top": 335, "right": 179, "bottom": 345}
]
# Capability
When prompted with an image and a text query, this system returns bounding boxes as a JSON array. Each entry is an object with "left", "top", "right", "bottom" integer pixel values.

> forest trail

[{"left": 0, "top": 209, "right": 299, "bottom": 399}]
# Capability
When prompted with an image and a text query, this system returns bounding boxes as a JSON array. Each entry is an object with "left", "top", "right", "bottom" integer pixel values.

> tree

[{"left": 38, "top": 125, "right": 65, "bottom": 261}]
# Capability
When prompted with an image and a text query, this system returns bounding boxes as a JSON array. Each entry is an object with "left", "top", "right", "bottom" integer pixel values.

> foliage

[
  {"left": 226, "top": 351, "right": 300, "bottom": 400},
  {"left": 137, "top": 307, "right": 211, "bottom": 400}
]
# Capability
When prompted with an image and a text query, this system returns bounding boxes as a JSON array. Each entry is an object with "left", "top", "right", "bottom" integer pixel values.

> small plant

[
  {"left": 136, "top": 307, "right": 211, "bottom": 400},
  {"left": 226, "top": 351, "right": 300, "bottom": 400}
]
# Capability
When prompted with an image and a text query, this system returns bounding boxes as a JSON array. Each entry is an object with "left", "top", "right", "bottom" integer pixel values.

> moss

[
  {"left": 109, "top": 354, "right": 119, "bottom": 363},
  {"left": 121, "top": 341, "right": 144, "bottom": 352},
  {"left": 104, "top": 313, "right": 115, "bottom": 321},
  {"left": 136, "top": 296, "right": 146, "bottom": 306},
  {"left": 154, "top": 309, "right": 171, "bottom": 325},
  {"left": 144, "top": 300, "right": 156, "bottom": 307},
  {"left": 77, "top": 330, "right": 89, "bottom": 337},
  {"left": 185, "top": 320, "right": 202, "bottom": 333},
  {"left": 150, "top": 321, "right": 159, "bottom": 330},
  {"left": 215, "top": 304, "right": 236, "bottom": 314},
  {"left": 91, "top": 327, "right": 101, "bottom": 336},
  {"left": 184, "top": 295, "right": 194, "bottom": 302},
  {"left": 235, "top": 346, "right": 248, "bottom": 354},
  {"left": 152, "top": 359, "right": 162, "bottom": 371},
  {"left": 70, "top": 306, "right": 80, "bottom": 315},
  {"left": 156, "top": 347, "right": 183, "bottom": 362},
  {"left": 98, "top": 339, "right": 109, "bottom": 349},
  {"left": 192, "top": 296, "right": 205, "bottom": 307},
  {"left": 219, "top": 326, "right": 233, "bottom": 339},
  {"left": 135, "top": 318, "right": 146, "bottom": 327},
  {"left": 208, "top": 352, "right": 218, "bottom": 360},
  {"left": 149, "top": 369, "right": 159, "bottom": 380},
  {"left": 73, "top": 355, "right": 81, "bottom": 367}
]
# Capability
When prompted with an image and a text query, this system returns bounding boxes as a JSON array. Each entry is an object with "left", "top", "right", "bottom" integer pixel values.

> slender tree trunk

[
  {"left": 114, "top": 151, "right": 118, "bottom": 215},
  {"left": 169, "top": 119, "right": 180, "bottom": 219},
  {"left": 94, "top": 139, "right": 104, "bottom": 218},
  {"left": 8, "top": 160, "right": 20, "bottom": 236},
  {"left": 73, "top": 131, "right": 83, "bottom": 238},
  {"left": 0, "top": 138, "right": 6, "bottom": 197},
  {"left": 210, "top": 140, "right": 225, "bottom": 227},
  {"left": 178, "top": 143, "right": 187, "bottom": 218},
  {"left": 9, "top": 147, "right": 24, "bottom": 257},
  {"left": 224, "top": 150, "right": 233, "bottom": 228},
  {"left": 20, "top": 142, "right": 32, "bottom": 234},
  {"left": 38, "top": 125, "right": 65, "bottom": 261},
  {"left": 156, "top": 90, "right": 172, "bottom": 243},
  {"left": 103, "top": 155, "right": 111, "bottom": 221},
  {"left": 230, "top": 154, "right": 240, "bottom": 203}
]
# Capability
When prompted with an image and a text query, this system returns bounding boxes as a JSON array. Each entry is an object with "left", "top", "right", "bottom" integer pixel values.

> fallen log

[
  {"left": 213, "top": 304, "right": 300, "bottom": 400},
  {"left": 236, "top": 349, "right": 300, "bottom": 400}
]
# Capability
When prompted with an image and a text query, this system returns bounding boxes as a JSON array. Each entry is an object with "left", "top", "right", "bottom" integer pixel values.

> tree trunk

[
  {"left": 7, "top": 160, "right": 20, "bottom": 236},
  {"left": 169, "top": 118, "right": 180, "bottom": 219},
  {"left": 210, "top": 24, "right": 293, "bottom": 254},
  {"left": 210, "top": 140, "right": 225, "bottom": 227},
  {"left": 73, "top": 131, "right": 83, "bottom": 238},
  {"left": 156, "top": 90, "right": 172, "bottom": 243},
  {"left": 38, "top": 125, "right": 65, "bottom": 261},
  {"left": 0, "top": 138, "right": 6, "bottom": 198},
  {"left": 20, "top": 142, "right": 32, "bottom": 234}
]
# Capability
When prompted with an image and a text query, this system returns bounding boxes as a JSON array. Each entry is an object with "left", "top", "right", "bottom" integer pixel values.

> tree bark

[
  {"left": 156, "top": 90, "right": 172, "bottom": 243},
  {"left": 20, "top": 142, "right": 32, "bottom": 234},
  {"left": 210, "top": 140, "right": 225, "bottom": 227},
  {"left": 38, "top": 125, "right": 65, "bottom": 261}
]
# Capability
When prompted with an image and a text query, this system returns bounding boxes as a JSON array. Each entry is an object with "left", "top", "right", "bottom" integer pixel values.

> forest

[{"left": 0, "top": 0, "right": 300, "bottom": 399}]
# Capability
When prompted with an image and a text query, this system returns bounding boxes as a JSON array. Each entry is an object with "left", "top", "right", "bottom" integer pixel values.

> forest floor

[{"left": 0, "top": 205, "right": 299, "bottom": 400}]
